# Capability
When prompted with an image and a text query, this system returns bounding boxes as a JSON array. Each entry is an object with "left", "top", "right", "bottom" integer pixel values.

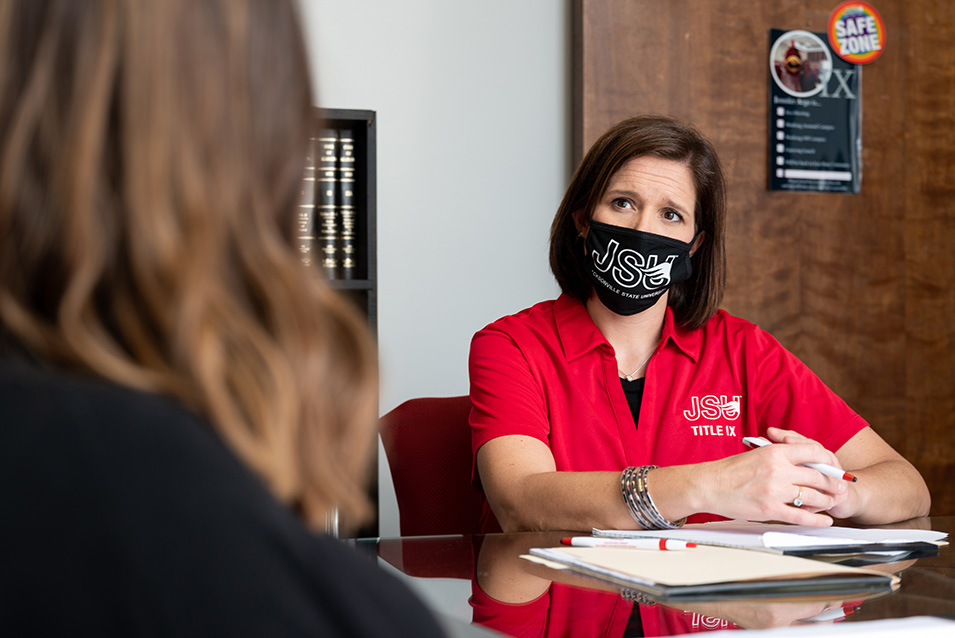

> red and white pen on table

[
  {"left": 561, "top": 537, "right": 697, "bottom": 550},
  {"left": 742, "top": 436, "right": 858, "bottom": 482}
]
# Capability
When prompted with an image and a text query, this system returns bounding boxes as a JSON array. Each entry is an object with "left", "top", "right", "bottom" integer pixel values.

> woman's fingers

[
  {"left": 755, "top": 449, "right": 846, "bottom": 515},
  {"left": 778, "top": 506, "right": 834, "bottom": 527},
  {"left": 707, "top": 450, "right": 844, "bottom": 526},
  {"left": 754, "top": 445, "right": 844, "bottom": 490},
  {"left": 769, "top": 482, "right": 835, "bottom": 524},
  {"left": 766, "top": 426, "right": 801, "bottom": 442},
  {"left": 793, "top": 465, "right": 846, "bottom": 498},
  {"left": 758, "top": 482, "right": 834, "bottom": 525},
  {"left": 789, "top": 485, "right": 839, "bottom": 513},
  {"left": 762, "top": 432, "right": 845, "bottom": 473}
]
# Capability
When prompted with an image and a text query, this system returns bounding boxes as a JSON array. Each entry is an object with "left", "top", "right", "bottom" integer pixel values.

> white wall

[{"left": 298, "top": 0, "right": 568, "bottom": 537}]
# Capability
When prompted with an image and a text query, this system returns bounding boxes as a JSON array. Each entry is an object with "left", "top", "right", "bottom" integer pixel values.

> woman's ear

[
  {"left": 572, "top": 209, "right": 589, "bottom": 238},
  {"left": 689, "top": 231, "right": 706, "bottom": 257}
]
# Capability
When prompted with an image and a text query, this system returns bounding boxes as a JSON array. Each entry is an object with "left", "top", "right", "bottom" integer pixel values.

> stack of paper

[
  {"left": 524, "top": 544, "right": 900, "bottom": 601},
  {"left": 592, "top": 520, "right": 948, "bottom": 556},
  {"left": 668, "top": 616, "right": 955, "bottom": 637}
]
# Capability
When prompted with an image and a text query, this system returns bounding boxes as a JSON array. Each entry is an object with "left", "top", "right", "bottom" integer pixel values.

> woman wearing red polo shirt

[{"left": 469, "top": 115, "right": 930, "bottom": 534}]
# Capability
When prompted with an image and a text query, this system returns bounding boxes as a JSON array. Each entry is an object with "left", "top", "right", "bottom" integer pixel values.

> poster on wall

[{"left": 768, "top": 28, "right": 861, "bottom": 193}]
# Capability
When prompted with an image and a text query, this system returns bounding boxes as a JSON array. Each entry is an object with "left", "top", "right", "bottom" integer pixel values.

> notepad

[
  {"left": 591, "top": 520, "right": 947, "bottom": 555},
  {"left": 524, "top": 544, "right": 900, "bottom": 601}
]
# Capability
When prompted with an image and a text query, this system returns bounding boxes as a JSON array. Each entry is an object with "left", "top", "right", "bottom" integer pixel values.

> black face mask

[{"left": 584, "top": 220, "right": 696, "bottom": 316}]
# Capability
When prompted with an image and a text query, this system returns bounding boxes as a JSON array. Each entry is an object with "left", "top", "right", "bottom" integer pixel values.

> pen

[
  {"left": 742, "top": 436, "right": 858, "bottom": 482},
  {"left": 561, "top": 537, "right": 697, "bottom": 550}
]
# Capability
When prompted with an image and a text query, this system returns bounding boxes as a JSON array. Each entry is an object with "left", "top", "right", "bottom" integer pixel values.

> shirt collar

[
  {"left": 554, "top": 294, "right": 610, "bottom": 362},
  {"left": 660, "top": 305, "right": 702, "bottom": 364},
  {"left": 555, "top": 293, "right": 702, "bottom": 364}
]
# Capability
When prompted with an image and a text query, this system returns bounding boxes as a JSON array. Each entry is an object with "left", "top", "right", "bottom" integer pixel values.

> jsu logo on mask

[{"left": 592, "top": 239, "right": 677, "bottom": 290}]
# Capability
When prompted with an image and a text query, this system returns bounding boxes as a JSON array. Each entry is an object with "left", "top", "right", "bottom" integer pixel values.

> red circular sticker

[{"left": 828, "top": 2, "right": 885, "bottom": 64}]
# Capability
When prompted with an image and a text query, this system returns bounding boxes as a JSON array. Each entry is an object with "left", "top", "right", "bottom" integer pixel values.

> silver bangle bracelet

[
  {"left": 620, "top": 465, "right": 686, "bottom": 530},
  {"left": 620, "top": 466, "right": 651, "bottom": 528},
  {"left": 619, "top": 588, "right": 656, "bottom": 605}
]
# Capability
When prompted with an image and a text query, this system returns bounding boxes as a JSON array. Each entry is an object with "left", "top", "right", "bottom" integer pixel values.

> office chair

[{"left": 379, "top": 396, "right": 485, "bottom": 537}]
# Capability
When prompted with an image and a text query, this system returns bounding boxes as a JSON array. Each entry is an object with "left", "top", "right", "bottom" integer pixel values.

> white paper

[
  {"left": 525, "top": 544, "right": 897, "bottom": 588},
  {"left": 592, "top": 520, "right": 947, "bottom": 551},
  {"left": 665, "top": 615, "right": 955, "bottom": 638}
]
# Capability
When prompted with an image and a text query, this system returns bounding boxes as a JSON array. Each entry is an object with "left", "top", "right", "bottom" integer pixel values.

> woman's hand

[
  {"left": 664, "top": 427, "right": 850, "bottom": 526},
  {"left": 766, "top": 427, "right": 861, "bottom": 519}
]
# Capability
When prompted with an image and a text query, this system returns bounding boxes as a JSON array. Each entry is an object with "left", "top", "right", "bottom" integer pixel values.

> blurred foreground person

[{"left": 0, "top": 1, "right": 445, "bottom": 635}]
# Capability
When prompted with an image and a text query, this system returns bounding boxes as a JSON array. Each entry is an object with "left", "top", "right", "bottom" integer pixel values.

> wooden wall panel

[{"left": 575, "top": 0, "right": 955, "bottom": 514}]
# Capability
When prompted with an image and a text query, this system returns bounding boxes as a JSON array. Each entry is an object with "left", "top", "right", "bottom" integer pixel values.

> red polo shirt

[
  {"left": 468, "top": 294, "right": 867, "bottom": 532},
  {"left": 470, "top": 578, "right": 742, "bottom": 637}
]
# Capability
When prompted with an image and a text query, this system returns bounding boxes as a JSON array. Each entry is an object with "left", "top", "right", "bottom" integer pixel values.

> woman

[
  {"left": 0, "top": 1, "right": 444, "bottom": 635},
  {"left": 469, "top": 115, "right": 930, "bottom": 533}
]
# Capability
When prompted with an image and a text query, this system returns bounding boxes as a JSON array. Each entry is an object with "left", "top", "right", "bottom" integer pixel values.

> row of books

[{"left": 298, "top": 129, "right": 358, "bottom": 280}]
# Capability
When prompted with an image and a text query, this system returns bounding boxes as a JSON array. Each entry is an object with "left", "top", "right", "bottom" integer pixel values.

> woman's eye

[
  {"left": 663, "top": 209, "right": 683, "bottom": 222},
  {"left": 612, "top": 198, "right": 632, "bottom": 210}
]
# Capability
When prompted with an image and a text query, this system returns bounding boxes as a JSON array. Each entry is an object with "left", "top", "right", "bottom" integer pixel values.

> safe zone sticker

[{"left": 828, "top": 2, "right": 885, "bottom": 65}]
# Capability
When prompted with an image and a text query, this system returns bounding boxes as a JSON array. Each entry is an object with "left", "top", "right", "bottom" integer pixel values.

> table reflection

[{"left": 372, "top": 516, "right": 954, "bottom": 638}]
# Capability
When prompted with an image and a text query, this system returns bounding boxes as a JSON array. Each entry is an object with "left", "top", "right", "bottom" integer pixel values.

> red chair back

[{"left": 380, "top": 396, "right": 485, "bottom": 536}]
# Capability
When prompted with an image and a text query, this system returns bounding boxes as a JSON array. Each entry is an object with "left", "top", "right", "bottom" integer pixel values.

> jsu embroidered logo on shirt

[
  {"left": 686, "top": 611, "right": 735, "bottom": 630},
  {"left": 683, "top": 395, "right": 742, "bottom": 437}
]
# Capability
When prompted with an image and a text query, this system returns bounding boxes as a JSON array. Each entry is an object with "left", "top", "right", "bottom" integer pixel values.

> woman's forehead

[{"left": 605, "top": 156, "right": 696, "bottom": 212}]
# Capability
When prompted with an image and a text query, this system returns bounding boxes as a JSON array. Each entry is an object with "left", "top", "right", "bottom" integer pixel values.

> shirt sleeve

[
  {"left": 469, "top": 578, "right": 549, "bottom": 638},
  {"left": 750, "top": 326, "right": 868, "bottom": 453},
  {"left": 468, "top": 326, "right": 552, "bottom": 488}
]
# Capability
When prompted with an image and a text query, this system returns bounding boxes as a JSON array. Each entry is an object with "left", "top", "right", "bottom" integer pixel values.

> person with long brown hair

[
  {"left": 470, "top": 115, "right": 930, "bottom": 534},
  {"left": 0, "top": 1, "right": 445, "bottom": 635}
]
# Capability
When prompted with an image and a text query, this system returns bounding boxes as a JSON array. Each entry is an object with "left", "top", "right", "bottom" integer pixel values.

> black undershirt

[
  {"left": 620, "top": 375, "right": 647, "bottom": 636},
  {"left": 622, "top": 604, "right": 645, "bottom": 637},
  {"left": 620, "top": 376, "right": 646, "bottom": 430}
]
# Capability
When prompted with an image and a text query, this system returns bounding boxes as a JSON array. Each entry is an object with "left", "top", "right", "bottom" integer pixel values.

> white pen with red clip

[
  {"left": 560, "top": 537, "right": 697, "bottom": 550},
  {"left": 742, "top": 436, "right": 858, "bottom": 482}
]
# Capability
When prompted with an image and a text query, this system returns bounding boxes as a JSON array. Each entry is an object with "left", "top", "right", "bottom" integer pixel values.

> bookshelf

[
  {"left": 301, "top": 107, "right": 379, "bottom": 536},
  {"left": 310, "top": 107, "right": 377, "bottom": 334}
]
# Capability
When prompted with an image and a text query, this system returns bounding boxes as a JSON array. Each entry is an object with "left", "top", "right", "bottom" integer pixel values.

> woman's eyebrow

[{"left": 606, "top": 189, "right": 691, "bottom": 216}]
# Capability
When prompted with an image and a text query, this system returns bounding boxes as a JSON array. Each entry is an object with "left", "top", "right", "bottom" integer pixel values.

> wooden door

[{"left": 574, "top": 0, "right": 955, "bottom": 514}]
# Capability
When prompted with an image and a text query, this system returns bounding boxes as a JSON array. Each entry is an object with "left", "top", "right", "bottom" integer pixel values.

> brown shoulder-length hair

[
  {"left": 0, "top": 0, "right": 377, "bottom": 531},
  {"left": 550, "top": 115, "right": 727, "bottom": 329}
]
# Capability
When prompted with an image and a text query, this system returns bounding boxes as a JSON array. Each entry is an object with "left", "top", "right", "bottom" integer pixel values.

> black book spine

[
  {"left": 297, "top": 137, "right": 317, "bottom": 266},
  {"left": 337, "top": 129, "right": 357, "bottom": 280},
  {"left": 317, "top": 129, "right": 339, "bottom": 279}
]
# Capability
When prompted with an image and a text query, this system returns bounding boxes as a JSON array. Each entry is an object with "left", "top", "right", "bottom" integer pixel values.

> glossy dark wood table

[{"left": 355, "top": 517, "right": 955, "bottom": 637}]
